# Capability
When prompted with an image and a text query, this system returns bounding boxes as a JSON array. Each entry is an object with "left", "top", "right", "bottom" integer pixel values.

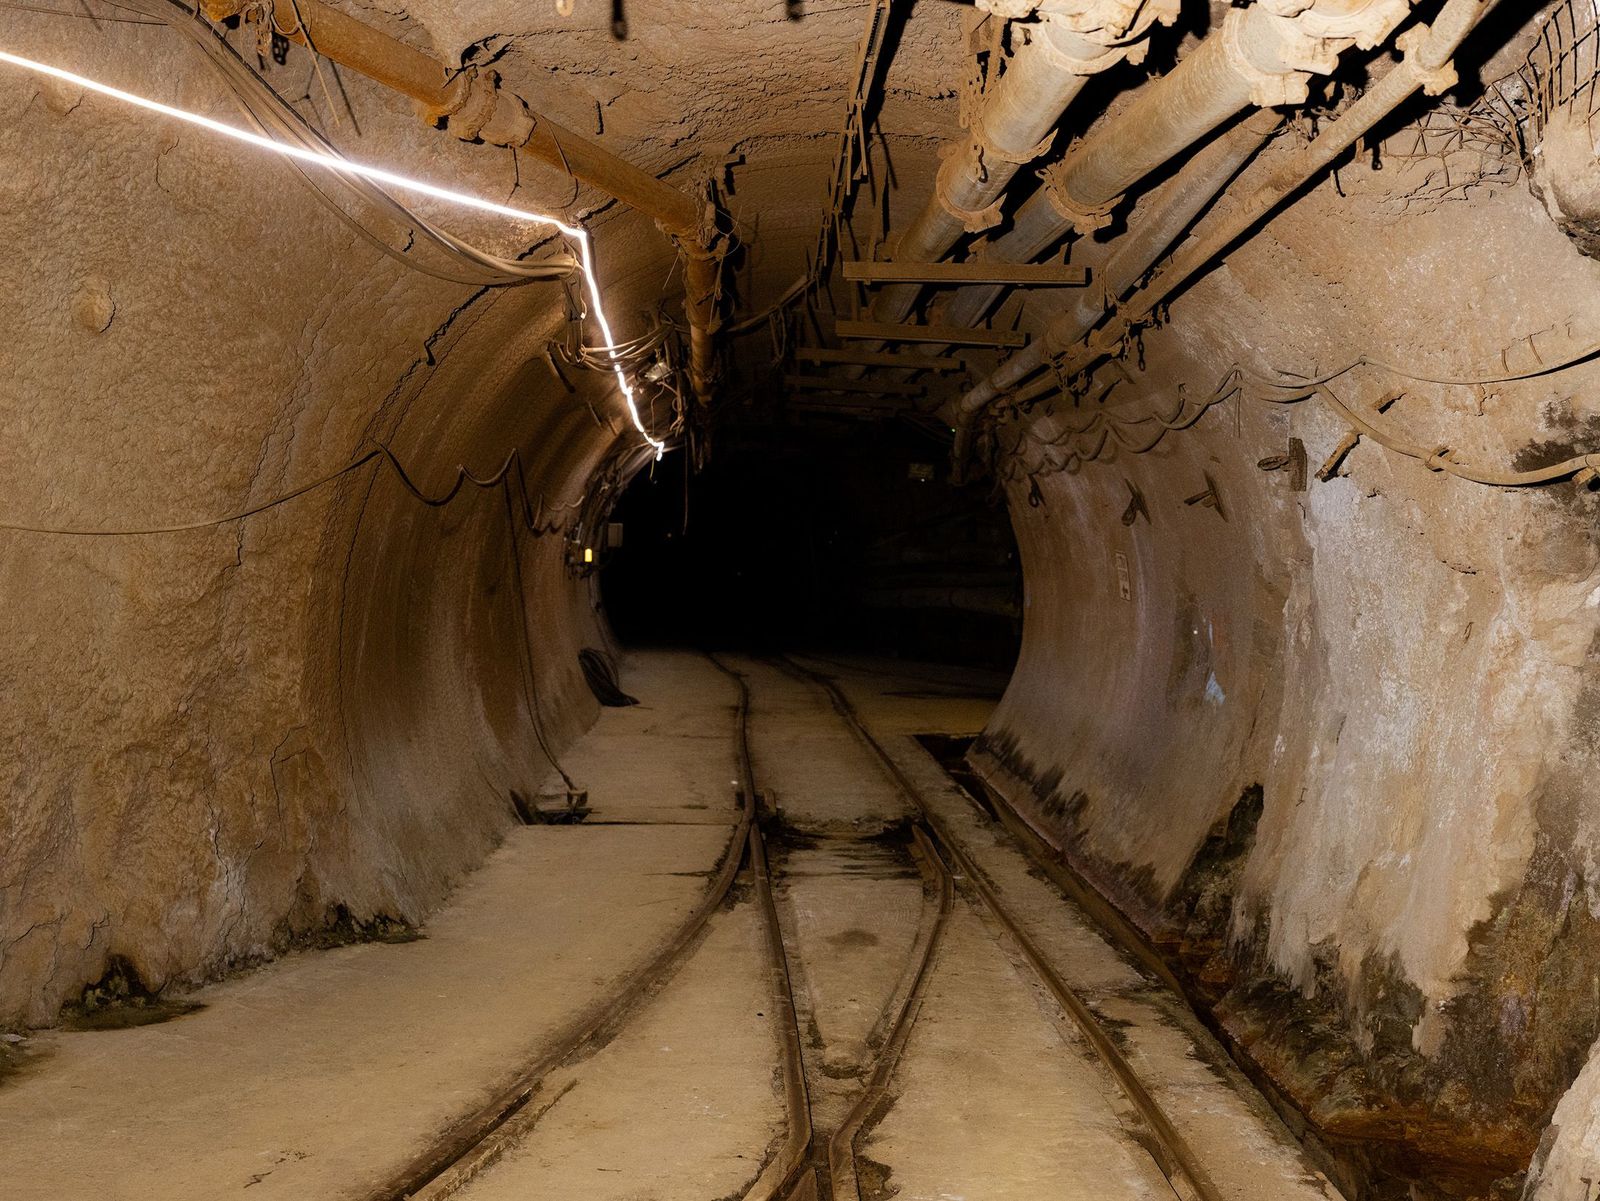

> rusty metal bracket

[
  {"left": 1120, "top": 478, "right": 1149, "bottom": 526},
  {"left": 1258, "top": 437, "right": 1307, "bottom": 490},
  {"left": 1183, "top": 471, "right": 1227, "bottom": 520}
]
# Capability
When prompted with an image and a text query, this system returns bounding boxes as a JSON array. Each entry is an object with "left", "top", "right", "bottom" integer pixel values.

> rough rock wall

[
  {"left": 969, "top": 107, "right": 1600, "bottom": 1192},
  {"left": 0, "top": 17, "right": 632, "bottom": 1026},
  {"left": 0, "top": 0, "right": 958, "bottom": 1029}
]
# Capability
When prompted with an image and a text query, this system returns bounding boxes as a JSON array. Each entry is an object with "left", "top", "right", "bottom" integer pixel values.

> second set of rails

[{"left": 372, "top": 652, "right": 1225, "bottom": 1201}]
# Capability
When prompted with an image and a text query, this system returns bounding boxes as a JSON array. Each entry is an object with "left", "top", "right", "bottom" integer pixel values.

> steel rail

[
  {"left": 367, "top": 683, "right": 758, "bottom": 1201},
  {"left": 707, "top": 654, "right": 817, "bottom": 1201},
  {"left": 782, "top": 655, "right": 1224, "bottom": 1201},
  {"left": 827, "top": 825, "right": 954, "bottom": 1201},
  {"left": 715, "top": 654, "right": 964, "bottom": 1201}
]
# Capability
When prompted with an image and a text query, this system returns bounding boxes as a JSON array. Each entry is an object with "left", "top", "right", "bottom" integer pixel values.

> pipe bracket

[
  {"left": 1024, "top": 0, "right": 1180, "bottom": 44},
  {"left": 1223, "top": 9, "right": 1316, "bottom": 106},
  {"left": 1261, "top": 0, "right": 1413, "bottom": 50},
  {"left": 1396, "top": 24, "right": 1459, "bottom": 96},
  {"left": 936, "top": 149, "right": 1007, "bottom": 232},
  {"left": 1040, "top": 161, "right": 1116, "bottom": 234},
  {"left": 968, "top": 107, "right": 1058, "bottom": 166}
]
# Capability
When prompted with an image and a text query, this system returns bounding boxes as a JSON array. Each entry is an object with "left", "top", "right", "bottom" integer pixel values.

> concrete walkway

[
  {"left": 0, "top": 650, "right": 754, "bottom": 1201},
  {"left": 0, "top": 649, "right": 1341, "bottom": 1201}
]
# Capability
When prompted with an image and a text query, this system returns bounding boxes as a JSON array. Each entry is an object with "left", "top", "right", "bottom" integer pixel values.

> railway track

[
  {"left": 368, "top": 651, "right": 1227, "bottom": 1201},
  {"left": 711, "top": 653, "right": 956, "bottom": 1201},
  {"left": 365, "top": 675, "right": 761, "bottom": 1201},
  {"left": 776, "top": 654, "right": 1225, "bottom": 1201}
]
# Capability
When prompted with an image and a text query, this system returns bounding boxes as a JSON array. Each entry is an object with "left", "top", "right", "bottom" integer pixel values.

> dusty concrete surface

[
  {"left": 0, "top": 652, "right": 742, "bottom": 1200},
  {"left": 863, "top": 904, "right": 1178, "bottom": 1201},
  {"left": 777, "top": 838, "right": 925, "bottom": 1130},
  {"left": 741, "top": 657, "right": 912, "bottom": 833},
  {"left": 454, "top": 900, "right": 783, "bottom": 1201}
]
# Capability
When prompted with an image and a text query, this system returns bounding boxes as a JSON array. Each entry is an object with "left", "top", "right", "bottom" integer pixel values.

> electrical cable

[
  {"left": 0, "top": 43, "right": 668, "bottom": 459},
  {"left": 1244, "top": 339, "right": 1600, "bottom": 392},
  {"left": 996, "top": 354, "right": 1600, "bottom": 489},
  {"left": 0, "top": 440, "right": 584, "bottom": 536},
  {"left": 0, "top": 0, "right": 163, "bottom": 22},
  {"left": 126, "top": 0, "right": 579, "bottom": 288}
]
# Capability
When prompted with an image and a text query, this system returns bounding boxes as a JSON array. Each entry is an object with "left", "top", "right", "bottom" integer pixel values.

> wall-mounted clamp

[{"left": 1184, "top": 471, "right": 1227, "bottom": 520}]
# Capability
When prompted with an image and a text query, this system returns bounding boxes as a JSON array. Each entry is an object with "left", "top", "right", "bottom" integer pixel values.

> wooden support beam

[
  {"left": 842, "top": 261, "right": 1090, "bottom": 286},
  {"left": 796, "top": 347, "right": 969, "bottom": 371},
  {"left": 833, "top": 320, "right": 1029, "bottom": 349},
  {"left": 786, "top": 374, "right": 926, "bottom": 397}
]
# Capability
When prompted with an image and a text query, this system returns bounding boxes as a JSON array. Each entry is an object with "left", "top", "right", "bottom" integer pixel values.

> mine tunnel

[{"left": 5, "top": 1, "right": 1600, "bottom": 1199}]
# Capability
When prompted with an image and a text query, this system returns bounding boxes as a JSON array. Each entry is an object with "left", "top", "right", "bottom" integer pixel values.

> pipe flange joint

[
  {"left": 452, "top": 70, "right": 506, "bottom": 141},
  {"left": 936, "top": 151, "right": 1007, "bottom": 233},
  {"left": 1262, "top": 0, "right": 1412, "bottom": 51},
  {"left": 1032, "top": 29, "right": 1130, "bottom": 76},
  {"left": 1223, "top": 8, "right": 1317, "bottom": 107},
  {"left": 1396, "top": 24, "right": 1458, "bottom": 97},
  {"left": 421, "top": 64, "right": 481, "bottom": 128},
  {"left": 1041, "top": 164, "right": 1116, "bottom": 235},
  {"left": 1031, "top": 0, "right": 1178, "bottom": 44}
]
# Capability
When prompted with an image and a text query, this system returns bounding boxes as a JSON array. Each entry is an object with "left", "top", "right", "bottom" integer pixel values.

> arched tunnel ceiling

[{"left": 369, "top": 0, "right": 964, "bottom": 330}]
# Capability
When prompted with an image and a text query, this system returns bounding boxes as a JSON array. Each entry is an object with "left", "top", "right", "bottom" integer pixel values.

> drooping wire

[
  {"left": 112, "top": 0, "right": 579, "bottom": 288},
  {"left": 0, "top": 439, "right": 584, "bottom": 536},
  {"left": 0, "top": 42, "right": 669, "bottom": 457}
]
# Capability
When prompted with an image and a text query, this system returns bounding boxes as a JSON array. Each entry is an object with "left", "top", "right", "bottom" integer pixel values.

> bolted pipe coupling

[
  {"left": 1021, "top": 0, "right": 1180, "bottom": 40},
  {"left": 1396, "top": 23, "right": 1460, "bottom": 96},
  {"left": 1258, "top": 0, "right": 1414, "bottom": 50},
  {"left": 1224, "top": 0, "right": 1414, "bottom": 108},
  {"left": 977, "top": 0, "right": 1181, "bottom": 62},
  {"left": 1223, "top": 8, "right": 1325, "bottom": 106},
  {"left": 1040, "top": 158, "right": 1118, "bottom": 234}
]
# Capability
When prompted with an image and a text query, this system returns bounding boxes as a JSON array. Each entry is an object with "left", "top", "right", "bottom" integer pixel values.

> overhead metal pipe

[
  {"left": 902, "top": 0, "right": 1404, "bottom": 380},
  {"left": 935, "top": 187, "right": 1081, "bottom": 334},
  {"left": 865, "top": 0, "right": 1179, "bottom": 328},
  {"left": 1039, "top": 0, "right": 1414, "bottom": 236},
  {"left": 943, "top": 109, "right": 1283, "bottom": 424},
  {"left": 200, "top": 0, "right": 721, "bottom": 405},
  {"left": 951, "top": 0, "right": 1504, "bottom": 462}
]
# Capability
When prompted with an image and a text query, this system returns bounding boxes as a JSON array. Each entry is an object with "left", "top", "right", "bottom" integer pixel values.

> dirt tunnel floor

[{"left": 0, "top": 650, "right": 1341, "bottom": 1201}]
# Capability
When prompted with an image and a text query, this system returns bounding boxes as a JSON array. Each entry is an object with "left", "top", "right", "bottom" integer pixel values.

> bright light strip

[{"left": 0, "top": 46, "right": 667, "bottom": 459}]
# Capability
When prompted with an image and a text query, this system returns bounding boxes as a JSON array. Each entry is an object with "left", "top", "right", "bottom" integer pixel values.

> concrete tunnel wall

[
  {"left": 0, "top": 22, "right": 644, "bottom": 1026},
  {"left": 0, "top": 0, "right": 965, "bottom": 1028},
  {"left": 969, "top": 104, "right": 1600, "bottom": 1180}
]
